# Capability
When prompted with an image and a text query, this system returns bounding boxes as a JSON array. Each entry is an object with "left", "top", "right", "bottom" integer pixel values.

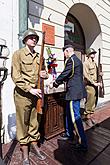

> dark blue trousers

[{"left": 65, "top": 100, "right": 87, "bottom": 147}]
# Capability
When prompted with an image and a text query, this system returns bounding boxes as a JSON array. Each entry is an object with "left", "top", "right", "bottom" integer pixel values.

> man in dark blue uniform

[{"left": 53, "top": 45, "right": 88, "bottom": 151}]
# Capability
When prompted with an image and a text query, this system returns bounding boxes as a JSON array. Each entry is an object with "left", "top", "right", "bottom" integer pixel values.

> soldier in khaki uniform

[
  {"left": 11, "top": 29, "right": 48, "bottom": 165},
  {"left": 83, "top": 48, "right": 101, "bottom": 126}
]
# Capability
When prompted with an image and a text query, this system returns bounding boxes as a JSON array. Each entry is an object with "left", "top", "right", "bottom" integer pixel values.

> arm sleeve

[
  {"left": 11, "top": 51, "right": 31, "bottom": 92},
  {"left": 55, "top": 58, "right": 73, "bottom": 85}
]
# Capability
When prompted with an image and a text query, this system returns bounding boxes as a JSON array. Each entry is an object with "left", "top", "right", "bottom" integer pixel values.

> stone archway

[{"left": 68, "top": 3, "right": 102, "bottom": 50}]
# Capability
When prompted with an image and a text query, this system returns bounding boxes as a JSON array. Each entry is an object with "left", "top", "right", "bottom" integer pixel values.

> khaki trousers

[
  {"left": 84, "top": 85, "right": 96, "bottom": 115},
  {"left": 14, "top": 88, "right": 40, "bottom": 144}
]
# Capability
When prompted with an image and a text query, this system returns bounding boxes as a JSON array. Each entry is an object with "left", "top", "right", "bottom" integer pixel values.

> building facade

[{"left": 1, "top": 0, "right": 110, "bottom": 142}]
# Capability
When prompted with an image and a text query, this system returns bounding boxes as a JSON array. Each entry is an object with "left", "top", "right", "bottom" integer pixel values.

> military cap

[
  {"left": 86, "top": 48, "right": 97, "bottom": 56},
  {"left": 62, "top": 44, "right": 74, "bottom": 52},
  {"left": 22, "top": 29, "right": 39, "bottom": 44}
]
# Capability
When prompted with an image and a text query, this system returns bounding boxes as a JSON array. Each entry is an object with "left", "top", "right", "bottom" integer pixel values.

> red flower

[{"left": 50, "top": 64, "right": 58, "bottom": 67}]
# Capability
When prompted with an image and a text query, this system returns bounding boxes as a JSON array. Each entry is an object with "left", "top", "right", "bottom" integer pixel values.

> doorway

[{"left": 64, "top": 13, "right": 85, "bottom": 62}]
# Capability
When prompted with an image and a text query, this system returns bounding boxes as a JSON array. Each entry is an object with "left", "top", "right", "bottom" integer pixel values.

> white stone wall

[
  {"left": 28, "top": 0, "right": 110, "bottom": 102},
  {"left": 97, "top": 0, "right": 110, "bottom": 101},
  {"left": 28, "top": 0, "right": 69, "bottom": 93},
  {"left": 0, "top": 0, "right": 19, "bottom": 143},
  {"left": 28, "top": 0, "right": 67, "bottom": 73}
]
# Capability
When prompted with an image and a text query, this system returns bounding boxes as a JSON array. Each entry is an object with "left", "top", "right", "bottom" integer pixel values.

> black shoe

[
  {"left": 60, "top": 133, "right": 73, "bottom": 141},
  {"left": 73, "top": 144, "right": 88, "bottom": 152}
]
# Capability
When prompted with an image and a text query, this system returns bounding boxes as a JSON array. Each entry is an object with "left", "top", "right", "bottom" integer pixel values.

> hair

[{"left": 65, "top": 47, "right": 74, "bottom": 52}]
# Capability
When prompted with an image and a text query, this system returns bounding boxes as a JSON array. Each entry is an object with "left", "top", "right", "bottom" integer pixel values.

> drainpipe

[{"left": 19, "top": 0, "right": 28, "bottom": 48}]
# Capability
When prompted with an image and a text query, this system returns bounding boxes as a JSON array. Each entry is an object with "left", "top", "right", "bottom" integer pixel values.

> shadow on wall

[
  {"left": 28, "top": 0, "right": 44, "bottom": 27},
  {"left": 8, "top": 113, "right": 16, "bottom": 140}
]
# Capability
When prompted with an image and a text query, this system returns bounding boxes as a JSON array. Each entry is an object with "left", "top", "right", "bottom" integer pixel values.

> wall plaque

[{"left": 42, "top": 23, "right": 55, "bottom": 45}]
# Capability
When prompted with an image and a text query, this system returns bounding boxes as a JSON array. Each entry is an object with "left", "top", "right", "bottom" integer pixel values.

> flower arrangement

[{"left": 46, "top": 47, "right": 58, "bottom": 80}]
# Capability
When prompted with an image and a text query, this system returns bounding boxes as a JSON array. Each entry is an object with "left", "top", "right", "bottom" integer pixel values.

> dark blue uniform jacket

[{"left": 56, "top": 54, "right": 87, "bottom": 100}]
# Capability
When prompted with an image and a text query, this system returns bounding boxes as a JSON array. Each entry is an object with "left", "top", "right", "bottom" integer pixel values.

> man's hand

[
  {"left": 40, "top": 70, "right": 49, "bottom": 79},
  {"left": 94, "top": 82, "right": 102, "bottom": 87},
  {"left": 99, "top": 72, "right": 103, "bottom": 76},
  {"left": 29, "top": 88, "right": 42, "bottom": 98},
  {"left": 48, "top": 80, "right": 59, "bottom": 89},
  {"left": 53, "top": 81, "right": 59, "bottom": 88}
]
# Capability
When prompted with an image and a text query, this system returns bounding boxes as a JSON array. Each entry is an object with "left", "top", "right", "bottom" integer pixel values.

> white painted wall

[
  {"left": 96, "top": 0, "right": 110, "bottom": 102},
  {"left": 0, "top": 0, "right": 19, "bottom": 143},
  {"left": 28, "top": 0, "right": 110, "bottom": 103}
]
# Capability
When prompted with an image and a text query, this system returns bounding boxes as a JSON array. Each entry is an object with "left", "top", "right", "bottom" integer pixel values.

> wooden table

[{"left": 42, "top": 92, "right": 66, "bottom": 139}]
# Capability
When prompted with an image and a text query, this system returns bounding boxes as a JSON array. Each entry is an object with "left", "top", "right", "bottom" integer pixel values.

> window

[{"left": 64, "top": 13, "right": 85, "bottom": 53}]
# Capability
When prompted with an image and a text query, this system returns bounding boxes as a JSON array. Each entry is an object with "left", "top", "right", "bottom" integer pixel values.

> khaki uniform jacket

[
  {"left": 11, "top": 47, "right": 40, "bottom": 92},
  {"left": 83, "top": 58, "right": 97, "bottom": 85}
]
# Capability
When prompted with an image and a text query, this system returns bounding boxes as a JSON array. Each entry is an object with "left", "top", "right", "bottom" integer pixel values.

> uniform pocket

[
  {"left": 24, "top": 109, "right": 31, "bottom": 125},
  {"left": 22, "top": 61, "right": 33, "bottom": 72},
  {"left": 89, "top": 67, "right": 95, "bottom": 75}
]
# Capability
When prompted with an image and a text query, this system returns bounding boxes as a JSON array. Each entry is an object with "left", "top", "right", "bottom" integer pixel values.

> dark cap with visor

[{"left": 62, "top": 44, "right": 74, "bottom": 52}]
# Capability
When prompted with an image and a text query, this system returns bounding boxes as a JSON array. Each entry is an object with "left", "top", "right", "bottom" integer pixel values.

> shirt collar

[{"left": 23, "top": 46, "right": 37, "bottom": 58}]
